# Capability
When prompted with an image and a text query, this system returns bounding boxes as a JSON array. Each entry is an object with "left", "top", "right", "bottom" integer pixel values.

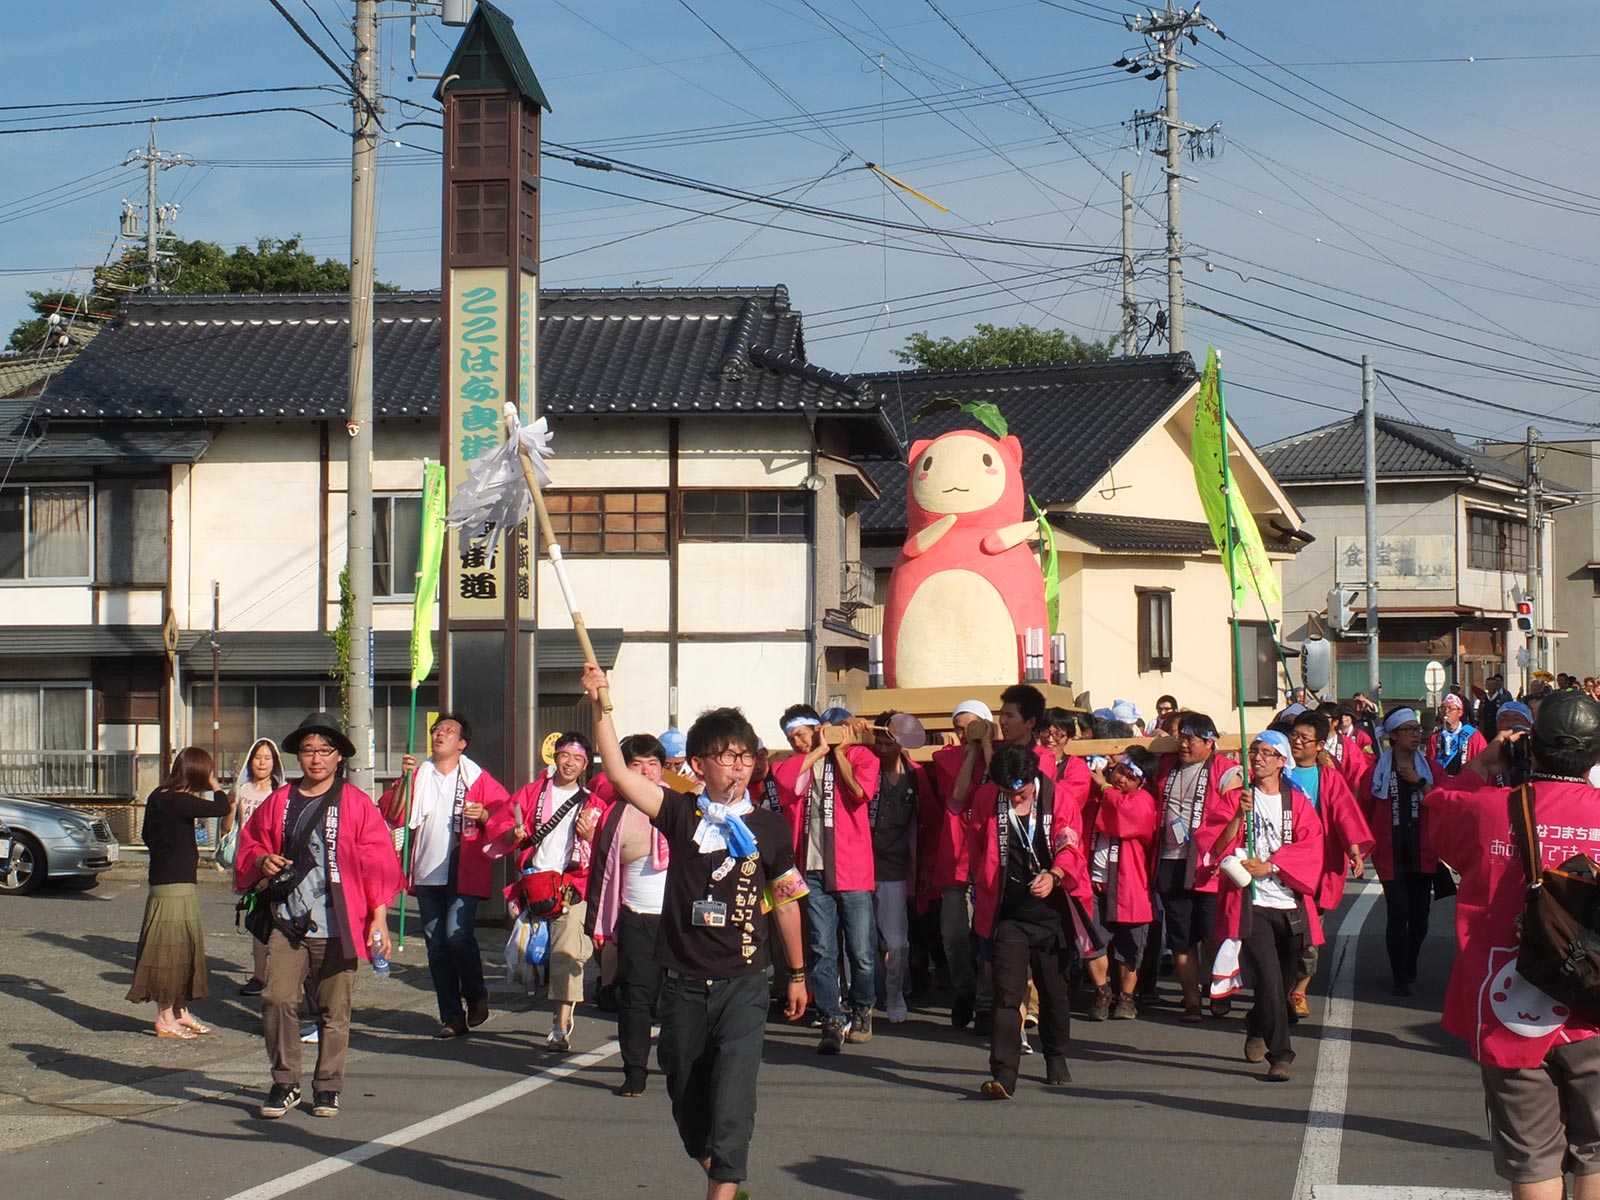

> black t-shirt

[
  {"left": 652, "top": 788, "right": 802, "bottom": 978},
  {"left": 871, "top": 766, "right": 919, "bottom": 883},
  {"left": 995, "top": 809, "right": 1062, "bottom": 945}
]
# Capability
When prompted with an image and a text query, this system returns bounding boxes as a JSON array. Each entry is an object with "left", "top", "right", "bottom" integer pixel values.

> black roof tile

[
  {"left": 36, "top": 287, "right": 879, "bottom": 424},
  {"left": 1047, "top": 510, "right": 1298, "bottom": 555},
  {"left": 858, "top": 354, "right": 1199, "bottom": 533},
  {"left": 1259, "top": 415, "right": 1525, "bottom": 486}
]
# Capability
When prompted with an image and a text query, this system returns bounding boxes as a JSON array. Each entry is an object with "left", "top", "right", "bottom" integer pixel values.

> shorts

[
  {"left": 1480, "top": 1035, "right": 1600, "bottom": 1183},
  {"left": 1094, "top": 890, "right": 1150, "bottom": 967},
  {"left": 1156, "top": 858, "right": 1215, "bottom": 952}
]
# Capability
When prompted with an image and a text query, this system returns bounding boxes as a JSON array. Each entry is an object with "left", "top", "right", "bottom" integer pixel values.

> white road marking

[
  {"left": 221, "top": 1040, "right": 620, "bottom": 1200},
  {"left": 1292, "top": 881, "right": 1381, "bottom": 1200},
  {"left": 1311, "top": 1188, "right": 1503, "bottom": 1199}
]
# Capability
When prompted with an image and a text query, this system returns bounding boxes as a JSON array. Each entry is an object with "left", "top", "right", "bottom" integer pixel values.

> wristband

[{"left": 784, "top": 966, "right": 807, "bottom": 983}]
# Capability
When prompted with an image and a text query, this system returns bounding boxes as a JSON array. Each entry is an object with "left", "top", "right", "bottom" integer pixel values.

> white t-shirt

[
  {"left": 1251, "top": 787, "right": 1297, "bottom": 910},
  {"left": 409, "top": 763, "right": 462, "bottom": 888},
  {"left": 623, "top": 852, "right": 668, "bottom": 915},
  {"left": 529, "top": 783, "right": 581, "bottom": 873}
]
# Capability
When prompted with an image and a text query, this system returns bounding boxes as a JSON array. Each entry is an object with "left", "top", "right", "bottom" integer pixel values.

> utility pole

[
  {"left": 1121, "top": 171, "right": 1137, "bottom": 355},
  {"left": 121, "top": 119, "right": 191, "bottom": 292},
  {"left": 1363, "top": 356, "right": 1380, "bottom": 701},
  {"left": 345, "top": 0, "right": 380, "bottom": 793},
  {"left": 210, "top": 581, "right": 221, "bottom": 767},
  {"left": 1120, "top": 4, "right": 1222, "bottom": 356},
  {"left": 1527, "top": 425, "right": 1542, "bottom": 674}
]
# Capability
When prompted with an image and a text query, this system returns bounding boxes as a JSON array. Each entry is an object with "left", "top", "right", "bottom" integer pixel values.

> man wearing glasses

[
  {"left": 1199, "top": 730, "right": 1326, "bottom": 1082},
  {"left": 236, "top": 712, "right": 402, "bottom": 1120},
  {"left": 771, "top": 703, "right": 880, "bottom": 1053},
  {"left": 1151, "top": 713, "right": 1243, "bottom": 1020},
  {"left": 580, "top": 664, "right": 808, "bottom": 1200}
]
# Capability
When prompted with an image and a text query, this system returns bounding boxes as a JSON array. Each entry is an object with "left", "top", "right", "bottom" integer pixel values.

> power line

[{"left": 0, "top": 105, "right": 348, "bottom": 136}]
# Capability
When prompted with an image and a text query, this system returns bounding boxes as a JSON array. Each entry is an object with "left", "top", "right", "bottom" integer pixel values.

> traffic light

[
  {"left": 1327, "top": 587, "right": 1357, "bottom": 635},
  {"left": 1516, "top": 601, "right": 1533, "bottom": 633},
  {"left": 1302, "top": 635, "right": 1332, "bottom": 694}
]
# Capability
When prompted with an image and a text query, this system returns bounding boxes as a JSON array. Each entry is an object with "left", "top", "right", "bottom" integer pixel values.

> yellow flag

[
  {"left": 1192, "top": 347, "right": 1280, "bottom": 609},
  {"left": 410, "top": 463, "right": 448, "bottom": 686}
]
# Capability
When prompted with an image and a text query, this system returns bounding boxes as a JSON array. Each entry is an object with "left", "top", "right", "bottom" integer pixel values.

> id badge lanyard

[{"left": 1009, "top": 809, "right": 1041, "bottom": 876}]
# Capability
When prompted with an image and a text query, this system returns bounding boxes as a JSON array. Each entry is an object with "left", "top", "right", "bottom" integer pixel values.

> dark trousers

[
  {"left": 415, "top": 886, "right": 484, "bottom": 1023},
  {"left": 988, "top": 936, "right": 1071, "bottom": 1090},
  {"left": 263, "top": 933, "right": 355, "bottom": 1092},
  {"left": 1382, "top": 872, "right": 1433, "bottom": 984},
  {"left": 658, "top": 970, "right": 767, "bottom": 1183},
  {"left": 616, "top": 906, "right": 664, "bottom": 1081},
  {"left": 1242, "top": 906, "right": 1300, "bottom": 1066}
]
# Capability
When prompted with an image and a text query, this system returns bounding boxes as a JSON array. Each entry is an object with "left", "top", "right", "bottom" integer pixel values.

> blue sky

[{"left": 2, "top": 1, "right": 1596, "bottom": 445}]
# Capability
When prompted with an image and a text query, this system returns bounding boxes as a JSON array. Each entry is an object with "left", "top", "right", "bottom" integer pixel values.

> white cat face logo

[{"left": 1487, "top": 962, "right": 1570, "bottom": 1038}]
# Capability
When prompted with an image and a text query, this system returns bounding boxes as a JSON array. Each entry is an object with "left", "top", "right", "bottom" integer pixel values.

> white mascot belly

[{"left": 893, "top": 568, "right": 1019, "bottom": 687}]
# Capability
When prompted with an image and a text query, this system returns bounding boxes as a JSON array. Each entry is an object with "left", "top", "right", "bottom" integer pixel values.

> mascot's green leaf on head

[{"left": 882, "top": 398, "right": 1053, "bottom": 688}]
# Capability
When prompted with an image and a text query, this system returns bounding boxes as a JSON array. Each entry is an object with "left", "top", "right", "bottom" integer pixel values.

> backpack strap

[{"left": 1507, "top": 782, "right": 1543, "bottom": 887}]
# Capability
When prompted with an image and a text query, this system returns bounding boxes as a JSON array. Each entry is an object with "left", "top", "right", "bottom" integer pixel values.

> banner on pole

[
  {"left": 1192, "top": 346, "right": 1280, "bottom": 609},
  {"left": 410, "top": 462, "right": 448, "bottom": 687}
]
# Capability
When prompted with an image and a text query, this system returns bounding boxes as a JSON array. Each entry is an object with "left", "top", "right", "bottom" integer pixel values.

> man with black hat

[
  {"left": 1427, "top": 691, "right": 1600, "bottom": 1200},
  {"left": 236, "top": 712, "right": 403, "bottom": 1120},
  {"left": 1150, "top": 712, "right": 1243, "bottom": 1020}
]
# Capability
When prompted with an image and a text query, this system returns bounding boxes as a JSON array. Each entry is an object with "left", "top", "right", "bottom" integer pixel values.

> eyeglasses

[
  {"left": 298, "top": 746, "right": 339, "bottom": 759},
  {"left": 1287, "top": 733, "right": 1319, "bottom": 745},
  {"left": 1246, "top": 747, "right": 1283, "bottom": 759},
  {"left": 1391, "top": 724, "right": 1423, "bottom": 735},
  {"left": 708, "top": 750, "right": 756, "bottom": 767}
]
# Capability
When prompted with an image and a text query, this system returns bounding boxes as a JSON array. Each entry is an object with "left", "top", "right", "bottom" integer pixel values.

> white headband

[
  {"left": 1382, "top": 708, "right": 1419, "bottom": 735},
  {"left": 782, "top": 716, "right": 821, "bottom": 735}
]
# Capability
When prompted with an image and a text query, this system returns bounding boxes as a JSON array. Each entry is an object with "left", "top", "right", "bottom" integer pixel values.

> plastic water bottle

[{"left": 371, "top": 931, "right": 390, "bottom": 977}]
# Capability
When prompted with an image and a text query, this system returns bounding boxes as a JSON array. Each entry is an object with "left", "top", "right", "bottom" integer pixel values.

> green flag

[
  {"left": 410, "top": 463, "right": 448, "bottom": 687},
  {"left": 1192, "top": 347, "right": 1280, "bottom": 610},
  {"left": 1030, "top": 496, "right": 1059, "bottom": 636}
]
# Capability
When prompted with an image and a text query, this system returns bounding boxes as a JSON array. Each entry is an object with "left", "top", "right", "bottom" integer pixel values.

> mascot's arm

[
  {"left": 904, "top": 513, "right": 957, "bottom": 559},
  {"left": 980, "top": 521, "right": 1040, "bottom": 555}
]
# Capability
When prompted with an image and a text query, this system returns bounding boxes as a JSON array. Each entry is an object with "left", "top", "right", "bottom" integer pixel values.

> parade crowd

[{"left": 119, "top": 669, "right": 1600, "bottom": 1200}]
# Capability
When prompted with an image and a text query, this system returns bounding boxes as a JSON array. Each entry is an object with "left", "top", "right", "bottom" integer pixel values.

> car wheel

[{"left": 0, "top": 831, "right": 44, "bottom": 896}]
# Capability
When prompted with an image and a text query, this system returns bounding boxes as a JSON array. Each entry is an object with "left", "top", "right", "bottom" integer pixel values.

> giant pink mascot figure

[{"left": 883, "top": 428, "right": 1047, "bottom": 687}]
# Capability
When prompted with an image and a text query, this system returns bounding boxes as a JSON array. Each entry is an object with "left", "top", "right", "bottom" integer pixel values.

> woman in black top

[{"left": 127, "top": 746, "right": 232, "bottom": 1038}]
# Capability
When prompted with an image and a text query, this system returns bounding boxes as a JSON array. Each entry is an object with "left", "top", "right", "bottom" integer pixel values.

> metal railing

[{"left": 0, "top": 750, "right": 147, "bottom": 801}]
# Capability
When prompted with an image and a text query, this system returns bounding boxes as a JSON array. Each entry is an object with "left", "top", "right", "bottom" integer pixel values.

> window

[
  {"left": 681, "top": 491, "right": 808, "bottom": 540},
  {"left": 0, "top": 484, "right": 92, "bottom": 580},
  {"left": 95, "top": 478, "right": 167, "bottom": 586},
  {"left": 545, "top": 491, "right": 668, "bottom": 556},
  {"left": 1469, "top": 512, "right": 1528, "bottom": 572},
  {"left": 0, "top": 685, "right": 89, "bottom": 751},
  {"left": 1137, "top": 588, "right": 1174, "bottom": 672},
  {"left": 374, "top": 494, "right": 423, "bottom": 598},
  {"left": 1233, "top": 620, "right": 1281, "bottom": 707}
]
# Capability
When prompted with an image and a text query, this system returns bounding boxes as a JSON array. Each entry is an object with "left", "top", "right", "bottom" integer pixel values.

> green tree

[
  {"left": 6, "top": 235, "right": 397, "bottom": 352},
  {"left": 894, "top": 322, "right": 1115, "bottom": 371}
]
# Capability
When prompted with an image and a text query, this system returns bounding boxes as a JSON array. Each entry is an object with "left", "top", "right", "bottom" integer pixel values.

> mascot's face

[{"left": 909, "top": 430, "right": 1017, "bottom": 515}]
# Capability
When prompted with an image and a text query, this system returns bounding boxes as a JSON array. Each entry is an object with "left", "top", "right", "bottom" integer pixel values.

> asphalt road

[{"left": 0, "top": 870, "right": 1504, "bottom": 1200}]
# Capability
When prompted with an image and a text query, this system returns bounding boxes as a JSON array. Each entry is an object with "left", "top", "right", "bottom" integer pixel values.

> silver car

[{"left": 0, "top": 795, "right": 121, "bottom": 895}]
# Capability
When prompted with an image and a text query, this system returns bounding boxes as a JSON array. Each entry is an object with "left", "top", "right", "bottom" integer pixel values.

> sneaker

[
  {"left": 972, "top": 1009, "right": 993, "bottom": 1037},
  {"left": 1087, "top": 986, "right": 1113, "bottom": 1022},
  {"left": 1024, "top": 1011, "right": 1039, "bottom": 1030},
  {"left": 886, "top": 997, "right": 908, "bottom": 1024},
  {"left": 437, "top": 1018, "right": 468, "bottom": 1039},
  {"left": 1020, "top": 1032, "right": 1034, "bottom": 1055},
  {"left": 239, "top": 978, "right": 265, "bottom": 997},
  {"left": 595, "top": 983, "right": 620, "bottom": 1014},
  {"left": 300, "top": 1025, "right": 319, "bottom": 1044},
  {"left": 979, "top": 1078, "right": 1012, "bottom": 1100},
  {"left": 818, "top": 1018, "right": 846, "bottom": 1055},
  {"left": 1390, "top": 979, "right": 1413, "bottom": 998},
  {"left": 847, "top": 1007, "right": 873, "bottom": 1044},
  {"left": 1112, "top": 994, "right": 1138, "bottom": 1021},
  {"left": 1244, "top": 1034, "right": 1268, "bottom": 1064},
  {"left": 547, "top": 1023, "right": 571, "bottom": 1052},
  {"left": 310, "top": 1090, "right": 339, "bottom": 1117},
  {"left": 1044, "top": 1056, "right": 1072, "bottom": 1087},
  {"left": 259, "top": 1082, "right": 301, "bottom": 1119},
  {"left": 1266, "top": 1060, "right": 1292, "bottom": 1083},
  {"left": 950, "top": 993, "right": 975, "bottom": 1030},
  {"left": 467, "top": 995, "right": 490, "bottom": 1028}
]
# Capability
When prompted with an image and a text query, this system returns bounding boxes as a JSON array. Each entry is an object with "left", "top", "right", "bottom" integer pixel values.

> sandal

[
  {"left": 1210, "top": 997, "right": 1232, "bottom": 1017},
  {"left": 179, "top": 1020, "right": 212, "bottom": 1035},
  {"left": 153, "top": 1026, "right": 196, "bottom": 1040},
  {"left": 1181, "top": 1004, "right": 1204, "bottom": 1023}
]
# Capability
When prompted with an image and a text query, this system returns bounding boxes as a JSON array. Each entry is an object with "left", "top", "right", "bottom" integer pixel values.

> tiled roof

[
  {"left": 1047, "top": 510, "right": 1299, "bottom": 555},
  {"left": 0, "top": 399, "right": 211, "bottom": 466},
  {"left": 1259, "top": 415, "right": 1525, "bottom": 486},
  {"left": 35, "top": 288, "right": 885, "bottom": 425},
  {"left": 857, "top": 355, "right": 1199, "bottom": 533}
]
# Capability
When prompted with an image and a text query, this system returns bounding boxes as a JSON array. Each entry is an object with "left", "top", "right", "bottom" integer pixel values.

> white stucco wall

[
  {"left": 678, "top": 542, "right": 808, "bottom": 632},
  {"left": 675, "top": 639, "right": 810, "bottom": 748}
]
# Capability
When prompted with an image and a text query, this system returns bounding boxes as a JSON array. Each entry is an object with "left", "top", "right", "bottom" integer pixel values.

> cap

[
  {"left": 1533, "top": 690, "right": 1600, "bottom": 757},
  {"left": 659, "top": 728, "right": 687, "bottom": 758},
  {"left": 820, "top": 706, "right": 853, "bottom": 725},
  {"left": 951, "top": 699, "right": 993, "bottom": 724}
]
